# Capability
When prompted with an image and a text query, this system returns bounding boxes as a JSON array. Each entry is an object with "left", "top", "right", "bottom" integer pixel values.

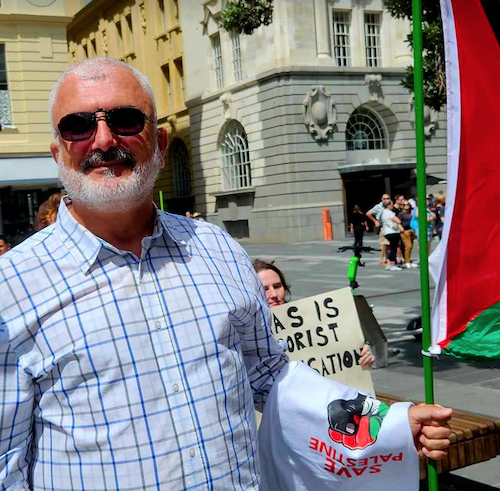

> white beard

[{"left": 58, "top": 145, "right": 162, "bottom": 212}]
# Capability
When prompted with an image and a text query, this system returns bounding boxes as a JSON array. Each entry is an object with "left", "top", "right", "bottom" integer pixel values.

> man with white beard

[{"left": 0, "top": 58, "right": 451, "bottom": 490}]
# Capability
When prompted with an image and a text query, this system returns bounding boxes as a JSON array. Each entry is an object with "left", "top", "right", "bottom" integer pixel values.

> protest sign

[{"left": 271, "top": 287, "right": 374, "bottom": 395}]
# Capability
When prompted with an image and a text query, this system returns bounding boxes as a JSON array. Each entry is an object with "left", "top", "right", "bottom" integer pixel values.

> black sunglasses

[{"left": 57, "top": 107, "right": 155, "bottom": 142}]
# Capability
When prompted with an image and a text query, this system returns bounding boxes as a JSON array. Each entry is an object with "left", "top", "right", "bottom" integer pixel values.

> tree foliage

[
  {"left": 383, "top": 0, "right": 446, "bottom": 112},
  {"left": 220, "top": 0, "right": 274, "bottom": 35}
]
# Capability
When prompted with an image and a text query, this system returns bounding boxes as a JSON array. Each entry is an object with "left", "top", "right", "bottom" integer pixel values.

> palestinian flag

[{"left": 431, "top": 0, "right": 500, "bottom": 359}]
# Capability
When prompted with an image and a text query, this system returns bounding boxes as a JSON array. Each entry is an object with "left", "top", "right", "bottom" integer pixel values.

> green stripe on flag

[{"left": 444, "top": 303, "right": 500, "bottom": 360}]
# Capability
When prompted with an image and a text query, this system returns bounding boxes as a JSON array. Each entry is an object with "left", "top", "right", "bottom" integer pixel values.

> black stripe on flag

[{"left": 480, "top": 0, "right": 500, "bottom": 47}]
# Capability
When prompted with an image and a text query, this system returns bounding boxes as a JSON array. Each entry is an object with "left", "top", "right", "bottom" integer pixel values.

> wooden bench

[{"left": 377, "top": 393, "right": 500, "bottom": 480}]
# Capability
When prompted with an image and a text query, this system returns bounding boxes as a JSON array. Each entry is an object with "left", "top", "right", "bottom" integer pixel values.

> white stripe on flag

[{"left": 431, "top": 0, "right": 462, "bottom": 353}]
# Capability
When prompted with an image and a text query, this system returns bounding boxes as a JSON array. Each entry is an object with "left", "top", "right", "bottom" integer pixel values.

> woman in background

[
  {"left": 253, "top": 259, "right": 375, "bottom": 368},
  {"left": 34, "top": 193, "right": 62, "bottom": 230}
]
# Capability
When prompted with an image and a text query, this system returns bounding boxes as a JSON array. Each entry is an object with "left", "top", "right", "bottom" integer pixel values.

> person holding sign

[{"left": 253, "top": 259, "right": 375, "bottom": 369}]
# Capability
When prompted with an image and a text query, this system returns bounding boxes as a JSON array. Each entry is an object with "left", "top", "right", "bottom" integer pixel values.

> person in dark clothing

[
  {"left": 349, "top": 204, "right": 368, "bottom": 247},
  {"left": 398, "top": 200, "right": 418, "bottom": 268},
  {"left": 432, "top": 194, "right": 446, "bottom": 240}
]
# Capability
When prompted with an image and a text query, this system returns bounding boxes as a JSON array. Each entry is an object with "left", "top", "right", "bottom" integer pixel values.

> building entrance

[{"left": 342, "top": 168, "right": 413, "bottom": 230}]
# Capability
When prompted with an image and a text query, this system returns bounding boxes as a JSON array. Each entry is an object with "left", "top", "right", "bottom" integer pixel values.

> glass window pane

[{"left": 220, "top": 123, "right": 252, "bottom": 191}]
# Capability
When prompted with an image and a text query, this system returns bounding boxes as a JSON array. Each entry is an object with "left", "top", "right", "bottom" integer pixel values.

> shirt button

[
  {"left": 190, "top": 449, "right": 196, "bottom": 458},
  {"left": 173, "top": 384, "right": 180, "bottom": 393},
  {"left": 155, "top": 321, "right": 161, "bottom": 329}
]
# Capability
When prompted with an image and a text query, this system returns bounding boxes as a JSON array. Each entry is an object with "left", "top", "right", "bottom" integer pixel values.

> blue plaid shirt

[{"left": 0, "top": 199, "right": 287, "bottom": 490}]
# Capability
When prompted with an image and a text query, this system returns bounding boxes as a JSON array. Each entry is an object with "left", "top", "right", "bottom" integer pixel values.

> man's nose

[{"left": 91, "top": 116, "right": 117, "bottom": 153}]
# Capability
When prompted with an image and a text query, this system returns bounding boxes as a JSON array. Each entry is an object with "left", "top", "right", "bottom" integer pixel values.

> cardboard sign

[{"left": 271, "top": 288, "right": 374, "bottom": 395}]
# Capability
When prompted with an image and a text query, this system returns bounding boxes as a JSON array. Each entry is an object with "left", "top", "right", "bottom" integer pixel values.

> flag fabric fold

[
  {"left": 432, "top": 0, "right": 500, "bottom": 359},
  {"left": 258, "top": 361, "right": 418, "bottom": 491}
]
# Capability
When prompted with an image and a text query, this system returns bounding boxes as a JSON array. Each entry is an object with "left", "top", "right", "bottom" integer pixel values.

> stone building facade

[{"left": 180, "top": 0, "right": 447, "bottom": 242}]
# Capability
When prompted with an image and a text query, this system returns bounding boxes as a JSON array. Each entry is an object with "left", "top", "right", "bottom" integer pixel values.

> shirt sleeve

[
  {"left": 0, "top": 315, "right": 35, "bottom": 489},
  {"left": 236, "top": 256, "right": 289, "bottom": 413},
  {"left": 367, "top": 204, "right": 381, "bottom": 218}
]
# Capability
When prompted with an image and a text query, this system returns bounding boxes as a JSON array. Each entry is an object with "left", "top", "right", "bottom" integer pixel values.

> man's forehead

[{"left": 54, "top": 69, "right": 151, "bottom": 117}]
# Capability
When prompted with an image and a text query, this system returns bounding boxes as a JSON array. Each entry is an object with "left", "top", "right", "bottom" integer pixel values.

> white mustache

[{"left": 80, "top": 148, "right": 136, "bottom": 172}]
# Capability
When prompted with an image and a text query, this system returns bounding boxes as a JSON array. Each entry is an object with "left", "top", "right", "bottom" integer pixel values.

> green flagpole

[
  {"left": 411, "top": 0, "right": 438, "bottom": 489},
  {"left": 159, "top": 190, "right": 165, "bottom": 211}
]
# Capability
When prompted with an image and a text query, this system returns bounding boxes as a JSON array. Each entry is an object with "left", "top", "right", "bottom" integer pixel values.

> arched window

[
  {"left": 171, "top": 139, "right": 191, "bottom": 198},
  {"left": 346, "top": 107, "right": 387, "bottom": 151},
  {"left": 221, "top": 122, "right": 252, "bottom": 191}
]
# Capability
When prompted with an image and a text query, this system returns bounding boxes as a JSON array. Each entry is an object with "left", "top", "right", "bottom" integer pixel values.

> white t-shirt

[
  {"left": 381, "top": 208, "right": 399, "bottom": 236},
  {"left": 259, "top": 362, "right": 418, "bottom": 491}
]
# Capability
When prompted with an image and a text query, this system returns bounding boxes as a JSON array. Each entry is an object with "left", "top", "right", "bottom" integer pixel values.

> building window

[
  {"left": 158, "top": 0, "right": 167, "bottom": 33},
  {"left": 331, "top": 10, "right": 351, "bottom": 67},
  {"left": 83, "top": 43, "right": 89, "bottom": 58},
  {"left": 116, "top": 21, "right": 124, "bottom": 56},
  {"left": 174, "top": 58, "right": 185, "bottom": 103},
  {"left": 211, "top": 33, "right": 224, "bottom": 89},
  {"left": 364, "top": 13, "right": 382, "bottom": 67},
  {"left": 90, "top": 38, "right": 97, "bottom": 56},
  {"left": 125, "top": 13, "right": 134, "bottom": 53},
  {"left": 346, "top": 107, "right": 386, "bottom": 151},
  {"left": 231, "top": 32, "right": 243, "bottom": 82},
  {"left": 0, "top": 44, "right": 12, "bottom": 127},
  {"left": 161, "top": 64, "right": 173, "bottom": 111},
  {"left": 162, "top": 64, "right": 173, "bottom": 111},
  {"left": 221, "top": 122, "right": 252, "bottom": 191},
  {"left": 171, "top": 140, "right": 191, "bottom": 198}
]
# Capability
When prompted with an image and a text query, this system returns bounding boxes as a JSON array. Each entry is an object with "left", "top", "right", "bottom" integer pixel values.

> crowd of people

[{"left": 350, "top": 191, "right": 446, "bottom": 271}]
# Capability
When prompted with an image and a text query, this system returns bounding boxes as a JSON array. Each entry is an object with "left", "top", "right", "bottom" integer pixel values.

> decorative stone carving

[
  {"left": 201, "top": 0, "right": 226, "bottom": 34},
  {"left": 140, "top": 3, "right": 147, "bottom": 34},
  {"left": 219, "top": 92, "right": 233, "bottom": 120},
  {"left": 302, "top": 86, "right": 337, "bottom": 141},
  {"left": 364, "top": 74, "right": 383, "bottom": 102},
  {"left": 364, "top": 74, "right": 382, "bottom": 86},
  {"left": 408, "top": 96, "right": 439, "bottom": 137}
]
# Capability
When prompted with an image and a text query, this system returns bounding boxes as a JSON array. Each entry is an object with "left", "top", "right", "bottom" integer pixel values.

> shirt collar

[{"left": 55, "top": 197, "right": 187, "bottom": 274}]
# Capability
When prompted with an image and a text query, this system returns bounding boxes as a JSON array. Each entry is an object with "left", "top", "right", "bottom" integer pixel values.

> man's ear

[{"left": 50, "top": 142, "right": 60, "bottom": 163}]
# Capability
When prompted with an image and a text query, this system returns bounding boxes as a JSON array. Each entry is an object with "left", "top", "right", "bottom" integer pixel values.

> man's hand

[{"left": 408, "top": 404, "right": 452, "bottom": 460}]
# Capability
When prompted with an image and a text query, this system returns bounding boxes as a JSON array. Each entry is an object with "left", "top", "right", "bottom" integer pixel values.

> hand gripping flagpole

[{"left": 411, "top": 0, "right": 438, "bottom": 489}]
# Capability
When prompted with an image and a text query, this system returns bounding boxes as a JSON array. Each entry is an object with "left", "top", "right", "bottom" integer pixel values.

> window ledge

[
  {"left": 211, "top": 187, "right": 256, "bottom": 198},
  {"left": 154, "top": 25, "right": 181, "bottom": 42}
]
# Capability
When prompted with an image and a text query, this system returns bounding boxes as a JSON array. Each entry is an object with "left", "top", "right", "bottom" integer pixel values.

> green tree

[
  {"left": 383, "top": 0, "right": 446, "bottom": 112},
  {"left": 220, "top": 0, "right": 274, "bottom": 35}
]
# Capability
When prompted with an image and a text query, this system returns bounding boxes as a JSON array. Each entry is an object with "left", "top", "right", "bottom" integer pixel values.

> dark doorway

[{"left": 342, "top": 168, "right": 413, "bottom": 230}]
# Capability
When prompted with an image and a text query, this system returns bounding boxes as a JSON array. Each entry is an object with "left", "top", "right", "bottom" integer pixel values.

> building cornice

[
  {"left": 0, "top": 13, "right": 73, "bottom": 24},
  {"left": 186, "top": 65, "right": 407, "bottom": 109}
]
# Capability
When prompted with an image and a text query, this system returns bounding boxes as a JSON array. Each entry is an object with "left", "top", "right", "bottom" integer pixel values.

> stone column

[{"left": 314, "top": 0, "right": 331, "bottom": 60}]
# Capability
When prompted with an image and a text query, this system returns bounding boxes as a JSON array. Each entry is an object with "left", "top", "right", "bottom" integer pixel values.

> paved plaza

[{"left": 243, "top": 234, "right": 500, "bottom": 490}]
